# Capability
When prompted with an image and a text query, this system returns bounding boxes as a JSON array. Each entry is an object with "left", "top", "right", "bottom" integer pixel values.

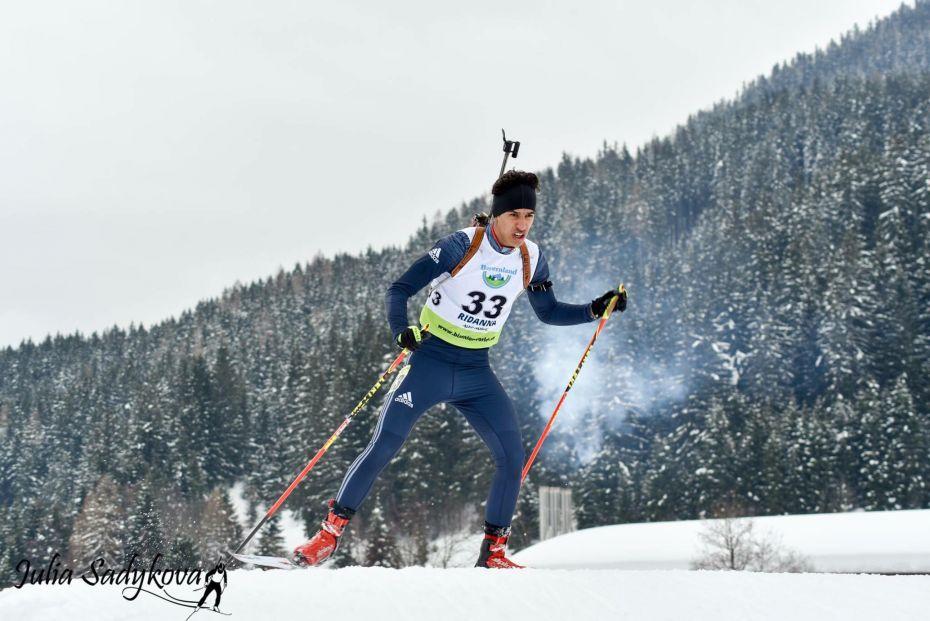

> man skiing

[
  {"left": 196, "top": 560, "right": 227, "bottom": 611},
  {"left": 293, "top": 170, "right": 626, "bottom": 568}
]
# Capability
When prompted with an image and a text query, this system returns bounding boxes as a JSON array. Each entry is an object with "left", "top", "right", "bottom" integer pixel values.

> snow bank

[
  {"left": 5, "top": 509, "right": 928, "bottom": 620},
  {"left": 514, "top": 509, "right": 930, "bottom": 573},
  {"left": 2, "top": 567, "right": 928, "bottom": 621}
]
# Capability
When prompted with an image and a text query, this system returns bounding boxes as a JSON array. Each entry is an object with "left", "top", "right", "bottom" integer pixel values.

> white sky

[{"left": 0, "top": 0, "right": 906, "bottom": 348}]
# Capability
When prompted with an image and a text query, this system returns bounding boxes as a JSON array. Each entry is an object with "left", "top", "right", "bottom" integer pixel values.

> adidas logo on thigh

[{"left": 394, "top": 391, "right": 414, "bottom": 408}]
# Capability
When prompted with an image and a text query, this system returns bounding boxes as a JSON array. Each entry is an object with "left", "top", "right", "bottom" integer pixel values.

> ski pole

[
  {"left": 521, "top": 289, "right": 624, "bottom": 483},
  {"left": 498, "top": 128, "right": 520, "bottom": 178},
  {"left": 230, "top": 327, "right": 428, "bottom": 557}
]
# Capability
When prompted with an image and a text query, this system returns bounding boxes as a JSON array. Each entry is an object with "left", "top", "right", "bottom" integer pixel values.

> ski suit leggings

[{"left": 335, "top": 349, "right": 523, "bottom": 527}]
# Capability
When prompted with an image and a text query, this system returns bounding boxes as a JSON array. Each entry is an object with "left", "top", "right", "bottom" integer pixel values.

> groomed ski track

[{"left": 3, "top": 568, "right": 928, "bottom": 621}]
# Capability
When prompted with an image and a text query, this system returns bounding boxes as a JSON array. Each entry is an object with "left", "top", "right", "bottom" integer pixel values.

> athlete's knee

[
  {"left": 338, "top": 429, "right": 409, "bottom": 502},
  {"left": 364, "top": 429, "right": 407, "bottom": 468},
  {"left": 503, "top": 450, "right": 525, "bottom": 477},
  {"left": 493, "top": 431, "right": 524, "bottom": 476}
]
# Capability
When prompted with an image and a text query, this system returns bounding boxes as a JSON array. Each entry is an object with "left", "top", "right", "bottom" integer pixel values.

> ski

[
  {"left": 185, "top": 606, "right": 232, "bottom": 620},
  {"left": 124, "top": 586, "right": 232, "bottom": 616},
  {"left": 230, "top": 552, "right": 301, "bottom": 570}
]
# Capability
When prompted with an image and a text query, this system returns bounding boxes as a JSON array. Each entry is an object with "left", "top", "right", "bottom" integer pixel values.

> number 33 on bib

[{"left": 419, "top": 226, "right": 538, "bottom": 348}]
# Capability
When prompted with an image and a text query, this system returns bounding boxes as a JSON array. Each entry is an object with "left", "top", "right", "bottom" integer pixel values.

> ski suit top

[
  {"left": 385, "top": 225, "right": 596, "bottom": 363},
  {"left": 205, "top": 567, "right": 227, "bottom": 588}
]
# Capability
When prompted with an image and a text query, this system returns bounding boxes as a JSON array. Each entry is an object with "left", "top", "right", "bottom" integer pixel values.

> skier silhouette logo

[
  {"left": 195, "top": 560, "right": 227, "bottom": 613},
  {"left": 117, "top": 554, "right": 233, "bottom": 618}
]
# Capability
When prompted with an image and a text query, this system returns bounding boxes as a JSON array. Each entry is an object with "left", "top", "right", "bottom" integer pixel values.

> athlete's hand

[
  {"left": 396, "top": 325, "right": 430, "bottom": 350},
  {"left": 590, "top": 285, "right": 627, "bottom": 317}
]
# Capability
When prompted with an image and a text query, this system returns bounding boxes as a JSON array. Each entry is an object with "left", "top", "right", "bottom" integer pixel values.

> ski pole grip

[{"left": 604, "top": 284, "right": 626, "bottom": 318}]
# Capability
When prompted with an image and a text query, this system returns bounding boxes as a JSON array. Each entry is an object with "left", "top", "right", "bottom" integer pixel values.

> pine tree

[
  {"left": 855, "top": 379, "right": 893, "bottom": 510},
  {"left": 168, "top": 534, "right": 201, "bottom": 570},
  {"left": 688, "top": 397, "right": 740, "bottom": 517},
  {"left": 68, "top": 475, "right": 127, "bottom": 568},
  {"left": 124, "top": 477, "right": 167, "bottom": 564},
  {"left": 212, "top": 346, "right": 249, "bottom": 481},
  {"left": 877, "top": 376, "right": 927, "bottom": 508},
  {"left": 410, "top": 527, "right": 430, "bottom": 567},
  {"left": 197, "top": 488, "right": 243, "bottom": 564},
  {"left": 575, "top": 428, "right": 628, "bottom": 527},
  {"left": 822, "top": 395, "right": 859, "bottom": 512},
  {"left": 364, "top": 501, "right": 401, "bottom": 568},
  {"left": 778, "top": 400, "right": 836, "bottom": 514},
  {"left": 255, "top": 514, "right": 286, "bottom": 557}
]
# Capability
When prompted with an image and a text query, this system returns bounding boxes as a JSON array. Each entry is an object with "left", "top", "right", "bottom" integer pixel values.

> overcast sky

[{"left": 0, "top": 0, "right": 907, "bottom": 348}]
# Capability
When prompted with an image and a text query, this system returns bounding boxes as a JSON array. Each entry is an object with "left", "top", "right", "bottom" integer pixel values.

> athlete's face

[{"left": 491, "top": 209, "right": 535, "bottom": 247}]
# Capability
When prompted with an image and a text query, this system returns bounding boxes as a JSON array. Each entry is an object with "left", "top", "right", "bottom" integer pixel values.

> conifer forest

[{"left": 2, "top": 2, "right": 929, "bottom": 580}]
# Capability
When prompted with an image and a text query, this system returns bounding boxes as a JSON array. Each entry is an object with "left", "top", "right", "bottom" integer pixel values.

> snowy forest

[{"left": 2, "top": 2, "right": 929, "bottom": 582}]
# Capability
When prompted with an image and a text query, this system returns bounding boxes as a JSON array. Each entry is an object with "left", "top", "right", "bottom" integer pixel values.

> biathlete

[{"left": 293, "top": 170, "right": 626, "bottom": 568}]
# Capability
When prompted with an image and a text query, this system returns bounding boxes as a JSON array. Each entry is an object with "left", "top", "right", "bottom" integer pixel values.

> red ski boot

[
  {"left": 292, "top": 501, "right": 351, "bottom": 567},
  {"left": 475, "top": 524, "right": 525, "bottom": 569}
]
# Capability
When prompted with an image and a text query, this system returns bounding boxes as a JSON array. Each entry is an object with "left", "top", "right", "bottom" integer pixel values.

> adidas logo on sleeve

[
  {"left": 428, "top": 248, "right": 441, "bottom": 263},
  {"left": 394, "top": 391, "right": 414, "bottom": 408}
]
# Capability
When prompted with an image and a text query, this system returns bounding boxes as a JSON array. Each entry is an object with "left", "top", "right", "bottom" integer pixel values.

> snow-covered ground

[
  {"left": 514, "top": 509, "right": 930, "bottom": 573},
  {"left": 5, "top": 509, "right": 929, "bottom": 620},
  {"left": 3, "top": 567, "right": 929, "bottom": 621}
]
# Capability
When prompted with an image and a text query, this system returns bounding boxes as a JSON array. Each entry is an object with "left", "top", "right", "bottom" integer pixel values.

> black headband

[{"left": 491, "top": 184, "right": 536, "bottom": 217}]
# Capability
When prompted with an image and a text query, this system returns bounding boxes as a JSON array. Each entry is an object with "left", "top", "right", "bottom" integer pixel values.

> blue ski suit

[{"left": 335, "top": 227, "right": 596, "bottom": 527}]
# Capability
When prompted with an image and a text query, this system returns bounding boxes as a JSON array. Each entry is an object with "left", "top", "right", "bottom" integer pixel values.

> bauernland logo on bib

[{"left": 480, "top": 264, "right": 517, "bottom": 289}]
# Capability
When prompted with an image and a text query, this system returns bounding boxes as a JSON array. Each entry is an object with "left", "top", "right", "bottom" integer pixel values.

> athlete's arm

[
  {"left": 526, "top": 252, "right": 597, "bottom": 326},
  {"left": 385, "top": 231, "right": 469, "bottom": 339}
]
